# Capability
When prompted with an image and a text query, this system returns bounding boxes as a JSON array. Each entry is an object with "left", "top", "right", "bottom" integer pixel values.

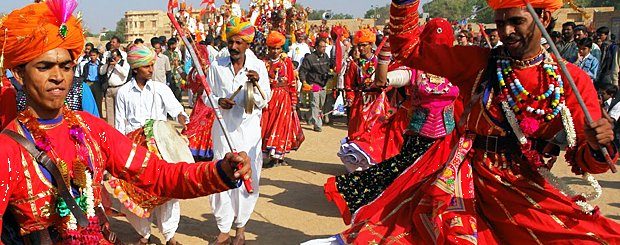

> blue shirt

[
  {"left": 81, "top": 82, "right": 100, "bottom": 117},
  {"left": 577, "top": 53, "right": 600, "bottom": 81},
  {"left": 86, "top": 62, "right": 99, "bottom": 82}
]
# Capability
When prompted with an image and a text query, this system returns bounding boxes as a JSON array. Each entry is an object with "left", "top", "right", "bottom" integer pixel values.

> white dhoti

[
  {"left": 123, "top": 199, "right": 180, "bottom": 242},
  {"left": 209, "top": 144, "right": 262, "bottom": 232}
]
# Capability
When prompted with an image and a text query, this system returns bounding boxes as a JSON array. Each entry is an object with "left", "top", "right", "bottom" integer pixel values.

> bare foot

[
  {"left": 233, "top": 227, "right": 246, "bottom": 245},
  {"left": 213, "top": 233, "right": 231, "bottom": 245}
]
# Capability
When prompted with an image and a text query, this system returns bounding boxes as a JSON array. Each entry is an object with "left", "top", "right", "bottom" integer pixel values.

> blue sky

[{"left": 0, "top": 0, "right": 393, "bottom": 32}]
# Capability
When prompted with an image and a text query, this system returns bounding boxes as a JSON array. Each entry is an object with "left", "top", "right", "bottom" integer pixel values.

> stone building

[{"left": 125, "top": 10, "right": 172, "bottom": 43}]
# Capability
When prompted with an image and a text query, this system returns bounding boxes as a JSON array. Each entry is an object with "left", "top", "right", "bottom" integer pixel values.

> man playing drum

[
  {"left": 0, "top": 2, "right": 251, "bottom": 243},
  {"left": 114, "top": 44, "right": 190, "bottom": 245}
]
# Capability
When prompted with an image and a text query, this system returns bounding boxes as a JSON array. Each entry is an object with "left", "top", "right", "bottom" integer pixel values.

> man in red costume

[
  {"left": 323, "top": 0, "right": 620, "bottom": 243},
  {"left": 0, "top": 2, "right": 251, "bottom": 243}
]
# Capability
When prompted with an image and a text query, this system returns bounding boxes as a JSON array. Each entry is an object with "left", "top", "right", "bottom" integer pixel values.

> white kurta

[
  {"left": 206, "top": 49, "right": 271, "bottom": 232},
  {"left": 115, "top": 79, "right": 188, "bottom": 134},
  {"left": 114, "top": 78, "right": 188, "bottom": 241}
]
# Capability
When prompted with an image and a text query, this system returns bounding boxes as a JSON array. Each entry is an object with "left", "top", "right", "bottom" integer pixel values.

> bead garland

[{"left": 496, "top": 59, "right": 566, "bottom": 124}]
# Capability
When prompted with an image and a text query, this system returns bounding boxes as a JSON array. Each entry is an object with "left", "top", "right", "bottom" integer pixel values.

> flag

[{"left": 168, "top": 0, "right": 179, "bottom": 12}]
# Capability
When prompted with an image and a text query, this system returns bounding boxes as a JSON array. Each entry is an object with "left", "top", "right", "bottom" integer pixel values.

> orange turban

[
  {"left": 487, "top": 0, "right": 563, "bottom": 12},
  {"left": 266, "top": 31, "right": 286, "bottom": 48},
  {"left": 353, "top": 29, "right": 376, "bottom": 45},
  {"left": 0, "top": 2, "right": 84, "bottom": 69}
]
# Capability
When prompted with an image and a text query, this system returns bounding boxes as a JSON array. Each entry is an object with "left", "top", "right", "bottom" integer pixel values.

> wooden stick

[
  {"left": 229, "top": 85, "right": 243, "bottom": 100},
  {"left": 523, "top": 1, "right": 616, "bottom": 173}
]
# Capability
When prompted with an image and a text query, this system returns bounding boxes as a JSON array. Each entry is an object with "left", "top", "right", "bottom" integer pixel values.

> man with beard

[
  {"left": 557, "top": 21, "right": 579, "bottom": 63},
  {"left": 308, "top": 0, "right": 620, "bottom": 243},
  {"left": 207, "top": 17, "right": 271, "bottom": 245}
]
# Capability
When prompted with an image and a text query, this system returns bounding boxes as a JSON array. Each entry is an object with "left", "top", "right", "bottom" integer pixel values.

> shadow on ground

[
  {"left": 285, "top": 158, "right": 347, "bottom": 177},
  {"left": 260, "top": 178, "right": 342, "bottom": 219}
]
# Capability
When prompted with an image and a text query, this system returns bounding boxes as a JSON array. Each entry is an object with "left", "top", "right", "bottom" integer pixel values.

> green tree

[
  {"left": 103, "top": 17, "right": 126, "bottom": 42},
  {"left": 364, "top": 4, "right": 390, "bottom": 25}
]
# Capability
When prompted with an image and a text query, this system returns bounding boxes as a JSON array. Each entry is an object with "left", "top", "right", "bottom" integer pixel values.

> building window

[
  {"left": 152, "top": 20, "right": 157, "bottom": 28},
  {"left": 140, "top": 21, "right": 145, "bottom": 28}
]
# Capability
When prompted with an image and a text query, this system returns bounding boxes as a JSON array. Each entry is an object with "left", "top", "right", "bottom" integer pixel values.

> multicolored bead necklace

[{"left": 496, "top": 58, "right": 566, "bottom": 125}]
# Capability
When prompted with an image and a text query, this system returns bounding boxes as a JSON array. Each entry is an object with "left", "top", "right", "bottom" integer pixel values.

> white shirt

[
  {"left": 606, "top": 98, "right": 620, "bottom": 121},
  {"left": 207, "top": 45, "right": 219, "bottom": 63},
  {"left": 206, "top": 49, "right": 271, "bottom": 158},
  {"left": 99, "top": 59, "right": 130, "bottom": 87},
  {"left": 74, "top": 55, "right": 89, "bottom": 78},
  {"left": 287, "top": 42, "right": 311, "bottom": 70},
  {"left": 103, "top": 50, "right": 128, "bottom": 62},
  {"left": 115, "top": 78, "right": 189, "bottom": 134},
  {"left": 153, "top": 53, "right": 171, "bottom": 84}
]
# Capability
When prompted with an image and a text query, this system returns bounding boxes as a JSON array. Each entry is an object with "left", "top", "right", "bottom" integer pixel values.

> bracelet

[
  {"left": 379, "top": 51, "right": 392, "bottom": 57},
  {"left": 378, "top": 59, "right": 391, "bottom": 65}
]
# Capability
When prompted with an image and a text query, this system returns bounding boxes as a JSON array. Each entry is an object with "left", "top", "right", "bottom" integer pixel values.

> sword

[
  {"left": 167, "top": 0, "right": 255, "bottom": 191},
  {"left": 523, "top": 0, "right": 617, "bottom": 173}
]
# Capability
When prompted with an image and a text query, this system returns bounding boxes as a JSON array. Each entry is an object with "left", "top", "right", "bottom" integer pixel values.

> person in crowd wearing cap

[
  {"left": 261, "top": 31, "right": 305, "bottom": 168},
  {"left": 114, "top": 44, "right": 189, "bottom": 245},
  {"left": 288, "top": 31, "right": 312, "bottom": 70},
  {"left": 207, "top": 17, "right": 271, "bottom": 245},
  {"left": 299, "top": 37, "right": 334, "bottom": 132},
  {"left": 0, "top": 1, "right": 252, "bottom": 243},
  {"left": 323, "top": 0, "right": 620, "bottom": 243}
]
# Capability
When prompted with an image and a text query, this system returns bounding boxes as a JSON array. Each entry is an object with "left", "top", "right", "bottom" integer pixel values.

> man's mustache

[{"left": 230, "top": 49, "right": 240, "bottom": 54}]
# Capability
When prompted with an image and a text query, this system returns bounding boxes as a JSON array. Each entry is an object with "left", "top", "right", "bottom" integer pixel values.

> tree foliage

[
  {"left": 102, "top": 18, "right": 126, "bottom": 42},
  {"left": 364, "top": 4, "right": 390, "bottom": 25},
  {"left": 307, "top": 9, "right": 353, "bottom": 20}
]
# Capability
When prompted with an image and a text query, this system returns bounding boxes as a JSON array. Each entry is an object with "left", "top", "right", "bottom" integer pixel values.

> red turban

[
  {"left": 0, "top": 2, "right": 84, "bottom": 69},
  {"left": 353, "top": 29, "right": 376, "bottom": 45},
  {"left": 420, "top": 18, "right": 455, "bottom": 47},
  {"left": 266, "top": 31, "right": 286, "bottom": 48},
  {"left": 487, "top": 0, "right": 563, "bottom": 12},
  {"left": 318, "top": 32, "right": 329, "bottom": 39}
]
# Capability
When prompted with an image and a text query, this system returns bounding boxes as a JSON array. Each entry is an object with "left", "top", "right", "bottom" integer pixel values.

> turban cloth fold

[
  {"left": 0, "top": 3, "right": 84, "bottom": 69},
  {"left": 487, "top": 0, "right": 563, "bottom": 12},
  {"left": 318, "top": 32, "right": 329, "bottom": 39},
  {"left": 127, "top": 44, "right": 156, "bottom": 69},
  {"left": 226, "top": 17, "right": 255, "bottom": 43},
  {"left": 420, "top": 18, "right": 455, "bottom": 47},
  {"left": 266, "top": 31, "right": 286, "bottom": 48},
  {"left": 353, "top": 29, "right": 376, "bottom": 45}
]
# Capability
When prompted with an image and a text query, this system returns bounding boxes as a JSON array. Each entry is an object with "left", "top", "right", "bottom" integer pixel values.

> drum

[{"left": 108, "top": 120, "right": 193, "bottom": 218}]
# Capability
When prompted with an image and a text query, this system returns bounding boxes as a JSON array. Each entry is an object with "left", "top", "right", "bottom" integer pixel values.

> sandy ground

[{"left": 109, "top": 116, "right": 620, "bottom": 244}]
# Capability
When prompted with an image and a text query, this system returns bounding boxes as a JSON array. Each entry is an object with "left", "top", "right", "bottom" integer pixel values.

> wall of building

[
  {"left": 552, "top": 7, "right": 615, "bottom": 31},
  {"left": 125, "top": 10, "right": 172, "bottom": 43}
]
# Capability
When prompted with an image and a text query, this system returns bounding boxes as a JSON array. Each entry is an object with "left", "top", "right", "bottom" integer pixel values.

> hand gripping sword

[{"left": 167, "top": 1, "right": 256, "bottom": 191}]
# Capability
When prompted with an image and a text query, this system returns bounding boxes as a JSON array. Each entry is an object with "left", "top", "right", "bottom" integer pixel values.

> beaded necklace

[
  {"left": 496, "top": 54, "right": 565, "bottom": 136},
  {"left": 358, "top": 55, "right": 377, "bottom": 87}
]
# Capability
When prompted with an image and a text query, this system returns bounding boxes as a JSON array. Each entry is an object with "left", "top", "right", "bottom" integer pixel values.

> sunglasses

[{"left": 458, "top": 35, "right": 466, "bottom": 38}]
